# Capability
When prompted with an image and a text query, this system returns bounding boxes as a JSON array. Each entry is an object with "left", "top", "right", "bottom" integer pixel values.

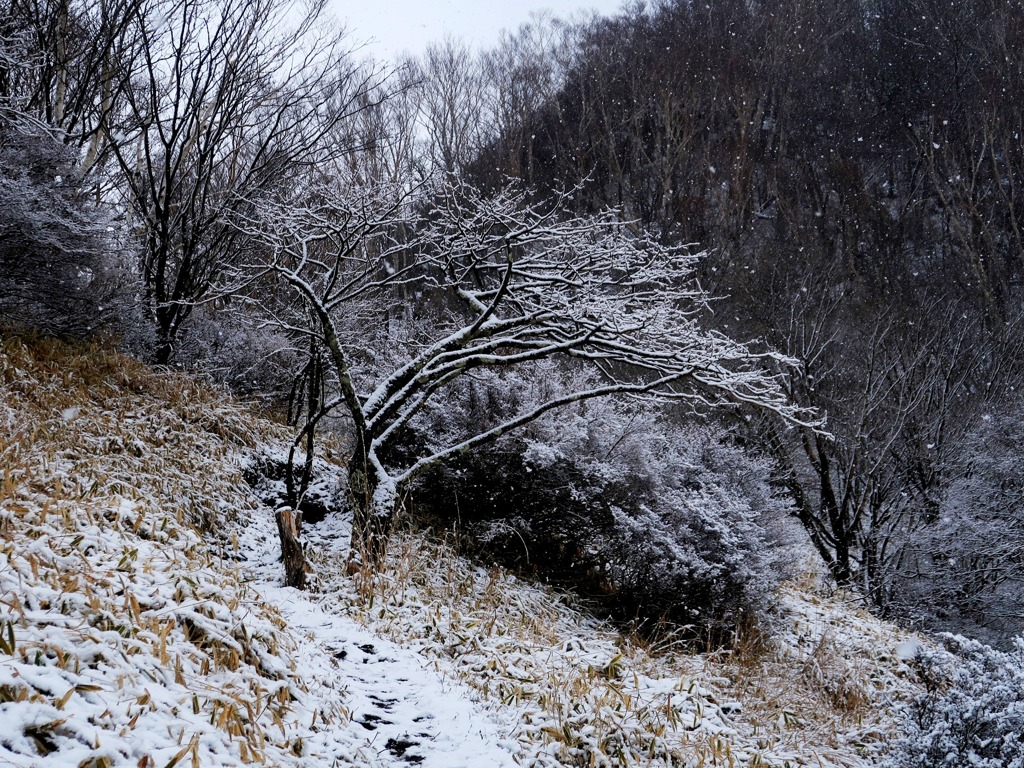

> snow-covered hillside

[{"left": 0, "top": 335, "right": 928, "bottom": 767}]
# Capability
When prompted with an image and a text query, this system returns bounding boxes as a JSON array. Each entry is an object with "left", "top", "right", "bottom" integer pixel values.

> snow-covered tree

[{"left": 232, "top": 180, "right": 812, "bottom": 569}]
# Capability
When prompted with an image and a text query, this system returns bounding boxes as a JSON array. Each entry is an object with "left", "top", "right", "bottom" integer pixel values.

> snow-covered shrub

[
  {"left": 0, "top": 121, "right": 113, "bottom": 337},
  {"left": 884, "top": 635, "right": 1024, "bottom": 768},
  {"left": 171, "top": 303, "right": 302, "bottom": 400},
  {"left": 243, "top": 449, "right": 344, "bottom": 523},
  {"left": 412, "top": 437, "right": 618, "bottom": 583},
  {"left": 896, "top": 406, "right": 1024, "bottom": 646},
  {"left": 407, "top": 363, "right": 799, "bottom": 638},
  {"left": 604, "top": 427, "right": 790, "bottom": 632}
]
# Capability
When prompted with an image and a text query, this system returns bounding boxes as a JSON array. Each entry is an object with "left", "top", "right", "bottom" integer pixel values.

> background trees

[
  {"left": 0, "top": 0, "right": 133, "bottom": 338},
  {"left": 0, "top": 119, "right": 107, "bottom": 336},
  {"left": 0, "top": 0, "right": 386, "bottom": 358},
  {"left": 897, "top": 403, "right": 1024, "bottom": 644},
  {"left": 0, "top": 0, "right": 138, "bottom": 149},
  {"left": 450, "top": 0, "right": 1024, "bottom": 640}
]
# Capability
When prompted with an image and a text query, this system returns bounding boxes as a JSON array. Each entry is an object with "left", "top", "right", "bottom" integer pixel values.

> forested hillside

[
  {"left": 454, "top": 0, "right": 1024, "bottom": 641},
  {"left": 3, "top": 0, "right": 1024, "bottom": 764}
]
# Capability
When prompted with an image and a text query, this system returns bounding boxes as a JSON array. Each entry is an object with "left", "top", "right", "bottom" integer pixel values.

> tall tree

[{"left": 97, "top": 0, "right": 382, "bottom": 363}]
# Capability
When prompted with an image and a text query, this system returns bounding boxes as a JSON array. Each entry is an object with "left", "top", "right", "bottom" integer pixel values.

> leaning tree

[{"left": 232, "top": 181, "right": 814, "bottom": 573}]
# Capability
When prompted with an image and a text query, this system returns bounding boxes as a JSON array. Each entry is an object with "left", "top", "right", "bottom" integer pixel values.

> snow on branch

[{"left": 229, "top": 177, "right": 816, "bottom": 561}]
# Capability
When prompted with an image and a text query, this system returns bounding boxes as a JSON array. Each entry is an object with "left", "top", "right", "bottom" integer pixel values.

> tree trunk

[
  {"left": 348, "top": 440, "right": 395, "bottom": 570},
  {"left": 154, "top": 339, "right": 174, "bottom": 366},
  {"left": 275, "top": 507, "right": 308, "bottom": 589},
  {"left": 153, "top": 306, "right": 176, "bottom": 366}
]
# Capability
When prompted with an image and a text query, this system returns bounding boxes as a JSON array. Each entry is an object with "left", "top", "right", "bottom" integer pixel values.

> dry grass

[
  {"left": 0, "top": 332, "right": 923, "bottom": 767},
  {"left": 688, "top": 570, "right": 929, "bottom": 767},
  {"left": 1, "top": 333, "right": 272, "bottom": 531},
  {"left": 0, "top": 332, "right": 345, "bottom": 766},
  {"left": 307, "top": 518, "right": 917, "bottom": 768}
]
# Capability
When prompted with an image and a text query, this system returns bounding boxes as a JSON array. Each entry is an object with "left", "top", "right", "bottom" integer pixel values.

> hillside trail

[{"left": 238, "top": 507, "right": 518, "bottom": 768}]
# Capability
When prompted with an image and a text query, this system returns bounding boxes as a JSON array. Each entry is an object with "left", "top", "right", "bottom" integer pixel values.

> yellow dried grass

[
  {"left": 0, "top": 332, "right": 344, "bottom": 766},
  {"left": 324, "top": 518, "right": 908, "bottom": 767}
]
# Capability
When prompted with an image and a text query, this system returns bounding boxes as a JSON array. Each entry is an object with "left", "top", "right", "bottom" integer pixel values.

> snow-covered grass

[
  {"left": 0, "top": 334, "right": 353, "bottom": 767},
  {"left": 305, "top": 518, "right": 927, "bottom": 768},
  {"left": 0, "top": 333, "right": 930, "bottom": 767}
]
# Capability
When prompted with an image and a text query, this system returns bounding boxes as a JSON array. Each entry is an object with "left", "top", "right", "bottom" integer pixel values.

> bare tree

[
  {"left": 761, "top": 278, "right": 1024, "bottom": 606},
  {"left": 417, "top": 39, "right": 485, "bottom": 177},
  {"left": 0, "top": 0, "right": 140, "bottom": 151},
  {"left": 96, "top": 0, "right": 384, "bottom": 363},
  {"left": 231, "top": 180, "right": 812, "bottom": 570}
]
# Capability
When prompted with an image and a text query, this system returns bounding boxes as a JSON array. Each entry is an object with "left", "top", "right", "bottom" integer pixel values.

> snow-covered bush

[
  {"left": 0, "top": 121, "right": 111, "bottom": 337},
  {"left": 408, "top": 363, "right": 799, "bottom": 639},
  {"left": 604, "top": 425, "right": 792, "bottom": 632},
  {"left": 896, "top": 406, "right": 1024, "bottom": 646},
  {"left": 171, "top": 303, "right": 303, "bottom": 400},
  {"left": 243, "top": 449, "right": 344, "bottom": 523},
  {"left": 884, "top": 635, "right": 1024, "bottom": 768}
]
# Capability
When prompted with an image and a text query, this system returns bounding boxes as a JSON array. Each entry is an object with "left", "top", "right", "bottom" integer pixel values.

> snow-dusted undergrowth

[
  {"left": 299, "top": 516, "right": 929, "bottom": 768},
  {"left": 0, "top": 336, "right": 358, "bottom": 766},
  {"left": 0, "top": 335, "right": 930, "bottom": 767}
]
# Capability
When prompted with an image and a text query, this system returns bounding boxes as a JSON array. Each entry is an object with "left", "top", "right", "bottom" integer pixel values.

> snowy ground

[
  {"left": 0, "top": 336, "right": 930, "bottom": 768},
  {"left": 240, "top": 480, "right": 921, "bottom": 768},
  {"left": 237, "top": 506, "right": 519, "bottom": 768}
]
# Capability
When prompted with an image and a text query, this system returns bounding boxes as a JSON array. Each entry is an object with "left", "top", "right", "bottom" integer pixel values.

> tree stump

[{"left": 275, "top": 506, "right": 307, "bottom": 589}]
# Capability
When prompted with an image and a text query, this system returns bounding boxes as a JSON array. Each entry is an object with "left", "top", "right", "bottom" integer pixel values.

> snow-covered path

[{"left": 239, "top": 510, "right": 518, "bottom": 767}]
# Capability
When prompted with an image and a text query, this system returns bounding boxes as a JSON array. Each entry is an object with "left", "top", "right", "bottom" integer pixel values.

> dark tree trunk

[
  {"left": 152, "top": 303, "right": 177, "bottom": 365},
  {"left": 154, "top": 338, "right": 174, "bottom": 366}
]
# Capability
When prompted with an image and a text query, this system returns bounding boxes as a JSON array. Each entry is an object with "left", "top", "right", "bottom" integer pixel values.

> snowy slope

[
  {"left": 0, "top": 336, "right": 522, "bottom": 767},
  {"left": 284, "top": 515, "right": 928, "bottom": 768},
  {"left": 239, "top": 508, "right": 519, "bottom": 768},
  {"left": 0, "top": 337, "right": 354, "bottom": 767},
  {"left": 0, "top": 335, "right": 929, "bottom": 767}
]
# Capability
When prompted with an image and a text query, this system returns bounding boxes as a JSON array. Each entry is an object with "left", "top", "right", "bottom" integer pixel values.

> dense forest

[{"left": 3, "top": 0, "right": 1024, "bottom": 671}]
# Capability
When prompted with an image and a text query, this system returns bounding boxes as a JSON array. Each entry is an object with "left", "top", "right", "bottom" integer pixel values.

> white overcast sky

[{"left": 332, "top": 1, "right": 626, "bottom": 60}]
